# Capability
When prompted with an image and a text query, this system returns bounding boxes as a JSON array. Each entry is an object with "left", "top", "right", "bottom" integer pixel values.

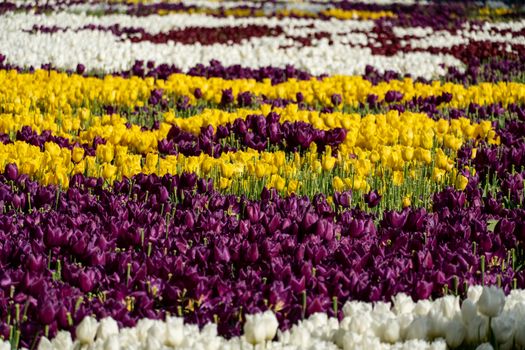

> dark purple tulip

[
  {"left": 296, "top": 92, "right": 304, "bottom": 103},
  {"left": 78, "top": 270, "right": 95, "bottom": 293},
  {"left": 331, "top": 94, "right": 342, "bottom": 106},
  {"left": 364, "top": 190, "right": 381, "bottom": 208},
  {"left": 158, "top": 187, "right": 169, "bottom": 204},
  {"left": 194, "top": 88, "right": 203, "bottom": 99},
  {"left": 38, "top": 301, "right": 57, "bottom": 325},
  {"left": 76, "top": 64, "right": 85, "bottom": 75},
  {"left": 4, "top": 163, "right": 18, "bottom": 181},
  {"left": 382, "top": 210, "right": 408, "bottom": 229},
  {"left": 334, "top": 191, "right": 352, "bottom": 208},
  {"left": 415, "top": 280, "right": 434, "bottom": 299},
  {"left": 213, "top": 244, "right": 230, "bottom": 263},
  {"left": 367, "top": 94, "right": 378, "bottom": 107},
  {"left": 221, "top": 88, "right": 234, "bottom": 105},
  {"left": 348, "top": 218, "right": 376, "bottom": 239}
]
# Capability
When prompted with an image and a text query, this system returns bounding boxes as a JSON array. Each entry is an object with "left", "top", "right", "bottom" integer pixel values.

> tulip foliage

[{"left": 0, "top": 0, "right": 524, "bottom": 349}]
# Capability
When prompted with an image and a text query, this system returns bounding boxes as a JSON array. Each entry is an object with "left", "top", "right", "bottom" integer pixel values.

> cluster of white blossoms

[
  {"left": 1, "top": 0, "right": 522, "bottom": 79},
  {"left": 0, "top": 11, "right": 477, "bottom": 79},
  {"left": 0, "top": 286, "right": 518, "bottom": 350}
]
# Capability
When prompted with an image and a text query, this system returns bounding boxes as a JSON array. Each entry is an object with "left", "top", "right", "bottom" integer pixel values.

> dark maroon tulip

[
  {"left": 364, "top": 190, "right": 381, "bottom": 208},
  {"left": 331, "top": 94, "right": 342, "bottom": 106},
  {"left": 78, "top": 270, "right": 95, "bottom": 293},
  {"left": 4, "top": 163, "right": 18, "bottom": 181},
  {"left": 383, "top": 210, "right": 408, "bottom": 229},
  {"left": 415, "top": 280, "right": 434, "bottom": 299},
  {"left": 334, "top": 191, "right": 352, "bottom": 208},
  {"left": 38, "top": 301, "right": 57, "bottom": 325},
  {"left": 221, "top": 89, "right": 234, "bottom": 105}
]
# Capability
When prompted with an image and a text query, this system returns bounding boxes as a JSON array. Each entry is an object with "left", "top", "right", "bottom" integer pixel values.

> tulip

[
  {"left": 104, "top": 335, "right": 119, "bottom": 350},
  {"left": 96, "top": 318, "right": 119, "bottom": 340},
  {"left": 244, "top": 314, "right": 267, "bottom": 345},
  {"left": 491, "top": 314, "right": 516, "bottom": 345},
  {"left": 50, "top": 331, "right": 73, "bottom": 349},
  {"left": 445, "top": 319, "right": 465, "bottom": 348},
  {"left": 166, "top": 317, "right": 184, "bottom": 347},
  {"left": 364, "top": 190, "right": 381, "bottom": 208},
  {"left": 477, "top": 286, "right": 505, "bottom": 317},
  {"left": 405, "top": 316, "right": 429, "bottom": 340},
  {"left": 76, "top": 317, "right": 98, "bottom": 344},
  {"left": 380, "top": 319, "right": 400, "bottom": 343},
  {"left": 5, "top": 163, "right": 18, "bottom": 181},
  {"left": 461, "top": 299, "right": 478, "bottom": 324}
]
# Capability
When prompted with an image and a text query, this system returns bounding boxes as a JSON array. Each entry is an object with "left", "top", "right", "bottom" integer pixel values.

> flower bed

[{"left": 0, "top": 1, "right": 524, "bottom": 349}]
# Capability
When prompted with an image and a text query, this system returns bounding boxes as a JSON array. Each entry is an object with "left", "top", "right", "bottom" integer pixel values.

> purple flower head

[
  {"left": 364, "top": 190, "right": 381, "bottom": 208},
  {"left": 76, "top": 64, "right": 85, "bottom": 75},
  {"left": 331, "top": 93, "right": 342, "bottom": 107},
  {"left": 194, "top": 88, "right": 203, "bottom": 99},
  {"left": 5, "top": 163, "right": 18, "bottom": 181},
  {"left": 221, "top": 88, "right": 234, "bottom": 105}
]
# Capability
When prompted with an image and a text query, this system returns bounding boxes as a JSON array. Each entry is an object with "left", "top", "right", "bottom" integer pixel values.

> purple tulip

[{"left": 364, "top": 190, "right": 381, "bottom": 208}]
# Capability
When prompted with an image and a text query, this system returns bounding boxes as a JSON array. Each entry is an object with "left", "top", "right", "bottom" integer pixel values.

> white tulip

[
  {"left": 405, "top": 316, "right": 429, "bottom": 340},
  {"left": 491, "top": 314, "right": 515, "bottom": 345},
  {"left": 380, "top": 319, "right": 400, "bottom": 343},
  {"left": 262, "top": 311, "right": 279, "bottom": 341},
  {"left": 414, "top": 300, "right": 432, "bottom": 316},
  {"left": 477, "top": 286, "right": 505, "bottom": 317},
  {"left": 37, "top": 337, "right": 52, "bottom": 350},
  {"left": 461, "top": 299, "right": 478, "bottom": 324},
  {"left": 145, "top": 336, "right": 162, "bottom": 350},
  {"left": 76, "top": 316, "right": 99, "bottom": 344},
  {"left": 515, "top": 317, "right": 525, "bottom": 347},
  {"left": 243, "top": 314, "right": 267, "bottom": 345},
  {"left": 0, "top": 340, "right": 9, "bottom": 350},
  {"left": 96, "top": 318, "right": 119, "bottom": 340},
  {"left": 439, "top": 296, "right": 460, "bottom": 319},
  {"left": 392, "top": 294, "right": 415, "bottom": 315},
  {"left": 467, "top": 286, "right": 483, "bottom": 303},
  {"left": 165, "top": 317, "right": 184, "bottom": 347},
  {"left": 465, "top": 315, "right": 489, "bottom": 345},
  {"left": 475, "top": 343, "right": 494, "bottom": 350},
  {"left": 104, "top": 335, "right": 120, "bottom": 350},
  {"left": 147, "top": 321, "right": 167, "bottom": 344},
  {"left": 445, "top": 319, "right": 465, "bottom": 348}
]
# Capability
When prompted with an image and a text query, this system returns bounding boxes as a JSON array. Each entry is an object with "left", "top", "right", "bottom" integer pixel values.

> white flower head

[
  {"left": 491, "top": 314, "right": 516, "bottom": 345},
  {"left": 477, "top": 286, "right": 505, "bottom": 317},
  {"left": 96, "top": 317, "right": 119, "bottom": 340},
  {"left": 76, "top": 316, "right": 99, "bottom": 344},
  {"left": 445, "top": 319, "right": 465, "bottom": 348}
]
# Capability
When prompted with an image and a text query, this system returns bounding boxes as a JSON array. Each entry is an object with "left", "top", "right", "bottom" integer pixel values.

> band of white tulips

[{"left": 10, "top": 286, "right": 523, "bottom": 350}]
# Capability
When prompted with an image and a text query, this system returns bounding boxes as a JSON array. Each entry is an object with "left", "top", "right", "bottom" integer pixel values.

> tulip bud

[
  {"left": 76, "top": 316, "right": 98, "bottom": 344},
  {"left": 166, "top": 317, "right": 184, "bottom": 347},
  {"left": 475, "top": 343, "right": 494, "bottom": 350},
  {"left": 381, "top": 319, "right": 400, "bottom": 343},
  {"left": 244, "top": 314, "right": 267, "bottom": 345},
  {"left": 5, "top": 163, "right": 18, "bottom": 181},
  {"left": 104, "top": 335, "right": 119, "bottom": 350},
  {"left": 406, "top": 316, "right": 429, "bottom": 340},
  {"left": 262, "top": 311, "right": 278, "bottom": 341},
  {"left": 461, "top": 299, "right": 477, "bottom": 324},
  {"left": 466, "top": 315, "right": 489, "bottom": 344},
  {"left": 491, "top": 315, "right": 515, "bottom": 345},
  {"left": 51, "top": 331, "right": 73, "bottom": 349},
  {"left": 445, "top": 319, "right": 465, "bottom": 348},
  {"left": 96, "top": 317, "right": 119, "bottom": 340},
  {"left": 477, "top": 286, "right": 505, "bottom": 317},
  {"left": 37, "top": 337, "right": 52, "bottom": 350}
]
